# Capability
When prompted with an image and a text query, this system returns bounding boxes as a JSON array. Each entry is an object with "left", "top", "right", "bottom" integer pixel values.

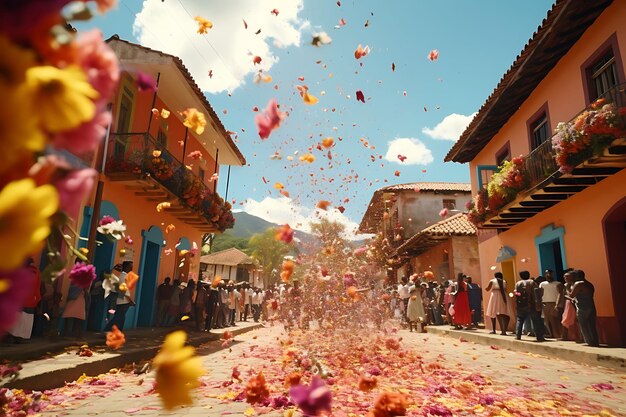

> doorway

[
  {"left": 136, "top": 241, "right": 160, "bottom": 327},
  {"left": 603, "top": 197, "right": 626, "bottom": 347},
  {"left": 500, "top": 260, "right": 516, "bottom": 293},
  {"left": 535, "top": 224, "right": 567, "bottom": 281}
]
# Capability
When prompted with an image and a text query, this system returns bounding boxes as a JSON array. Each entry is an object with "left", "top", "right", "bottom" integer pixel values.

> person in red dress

[{"left": 452, "top": 274, "right": 472, "bottom": 329}]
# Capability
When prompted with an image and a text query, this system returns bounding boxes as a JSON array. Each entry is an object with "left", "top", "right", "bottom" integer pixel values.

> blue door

[{"left": 136, "top": 241, "right": 160, "bottom": 326}]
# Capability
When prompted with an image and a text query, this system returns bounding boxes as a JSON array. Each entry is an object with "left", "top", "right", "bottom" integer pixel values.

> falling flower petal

[
  {"left": 156, "top": 202, "right": 171, "bottom": 212},
  {"left": 106, "top": 325, "right": 125, "bottom": 350},
  {"left": 311, "top": 32, "right": 332, "bottom": 47},
  {"left": 182, "top": 108, "right": 207, "bottom": 135},
  {"left": 355, "top": 90, "right": 365, "bottom": 103},
  {"left": 275, "top": 224, "right": 294, "bottom": 244},
  {"left": 428, "top": 49, "right": 439, "bottom": 61},
  {"left": 194, "top": 16, "right": 213, "bottom": 34},
  {"left": 316, "top": 200, "right": 331, "bottom": 210},
  {"left": 354, "top": 44, "right": 370, "bottom": 59},
  {"left": 255, "top": 99, "right": 286, "bottom": 139}
]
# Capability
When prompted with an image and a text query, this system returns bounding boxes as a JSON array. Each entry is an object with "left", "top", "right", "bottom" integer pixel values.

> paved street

[{"left": 24, "top": 324, "right": 625, "bottom": 417}]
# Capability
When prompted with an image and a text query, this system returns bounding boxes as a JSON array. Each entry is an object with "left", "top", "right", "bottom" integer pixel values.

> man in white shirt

[
  {"left": 539, "top": 270, "right": 563, "bottom": 339},
  {"left": 251, "top": 289, "right": 261, "bottom": 322},
  {"left": 104, "top": 261, "right": 133, "bottom": 331},
  {"left": 397, "top": 276, "right": 410, "bottom": 323}
]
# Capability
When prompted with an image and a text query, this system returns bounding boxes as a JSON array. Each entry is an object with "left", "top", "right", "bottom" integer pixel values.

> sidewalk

[
  {"left": 0, "top": 321, "right": 262, "bottom": 390},
  {"left": 424, "top": 325, "right": 626, "bottom": 371}
]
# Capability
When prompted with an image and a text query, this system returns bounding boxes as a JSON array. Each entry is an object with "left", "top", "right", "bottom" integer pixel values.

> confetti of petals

[
  {"left": 368, "top": 392, "right": 407, "bottom": 417},
  {"left": 275, "top": 224, "right": 294, "bottom": 244},
  {"left": 271, "top": 8, "right": 279, "bottom": 16},
  {"left": 296, "top": 85, "right": 319, "bottom": 105},
  {"left": 428, "top": 49, "right": 439, "bottom": 61},
  {"left": 182, "top": 108, "right": 207, "bottom": 135},
  {"left": 394, "top": 170, "right": 400, "bottom": 177},
  {"left": 231, "top": 366, "right": 241, "bottom": 381},
  {"left": 280, "top": 189, "right": 290, "bottom": 197},
  {"left": 439, "top": 208, "right": 449, "bottom": 217},
  {"left": 281, "top": 260, "right": 295, "bottom": 283},
  {"left": 274, "top": 182, "right": 284, "bottom": 190},
  {"left": 321, "top": 137, "right": 334, "bottom": 148},
  {"left": 289, "top": 377, "right": 332, "bottom": 417},
  {"left": 255, "top": 99, "right": 286, "bottom": 139},
  {"left": 397, "top": 154, "right": 407, "bottom": 162},
  {"left": 316, "top": 200, "right": 331, "bottom": 210},
  {"left": 161, "top": 109, "right": 170, "bottom": 119},
  {"left": 358, "top": 374, "right": 378, "bottom": 392},
  {"left": 253, "top": 56, "right": 262, "bottom": 65},
  {"left": 254, "top": 72, "right": 273, "bottom": 83},
  {"left": 194, "top": 16, "right": 213, "bottom": 34},
  {"left": 156, "top": 202, "right": 171, "bottom": 212},
  {"left": 165, "top": 224, "right": 175, "bottom": 234},
  {"left": 299, "top": 153, "right": 316, "bottom": 163},
  {"left": 105, "top": 325, "right": 125, "bottom": 350},
  {"left": 354, "top": 44, "right": 370, "bottom": 59},
  {"left": 391, "top": 62, "right": 396, "bottom": 72},
  {"left": 355, "top": 90, "right": 365, "bottom": 103},
  {"left": 339, "top": 18, "right": 347, "bottom": 26},
  {"left": 187, "top": 150, "right": 203, "bottom": 160},
  {"left": 153, "top": 331, "right": 205, "bottom": 409},
  {"left": 245, "top": 372, "right": 270, "bottom": 404},
  {"left": 211, "top": 275, "right": 222, "bottom": 288},
  {"left": 136, "top": 72, "right": 157, "bottom": 92}
]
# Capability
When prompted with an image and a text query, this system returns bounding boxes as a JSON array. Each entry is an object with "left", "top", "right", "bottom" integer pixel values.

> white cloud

[
  {"left": 383, "top": 138, "right": 434, "bottom": 165},
  {"left": 242, "top": 196, "right": 371, "bottom": 241},
  {"left": 133, "top": 0, "right": 307, "bottom": 93},
  {"left": 422, "top": 113, "right": 477, "bottom": 141}
]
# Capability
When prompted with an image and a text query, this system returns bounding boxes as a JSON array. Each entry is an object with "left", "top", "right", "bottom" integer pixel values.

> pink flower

[
  {"left": 99, "top": 215, "right": 115, "bottom": 226},
  {"left": 69, "top": 262, "right": 96, "bottom": 289},
  {"left": 356, "top": 90, "right": 365, "bottom": 103},
  {"left": 75, "top": 30, "right": 120, "bottom": 101},
  {"left": 0, "top": 267, "right": 35, "bottom": 335},
  {"left": 53, "top": 104, "right": 112, "bottom": 155},
  {"left": 255, "top": 99, "right": 286, "bottom": 139},
  {"left": 54, "top": 168, "right": 97, "bottom": 219},
  {"left": 136, "top": 72, "right": 157, "bottom": 92},
  {"left": 439, "top": 208, "right": 449, "bottom": 217},
  {"left": 428, "top": 49, "right": 439, "bottom": 61},
  {"left": 289, "top": 377, "right": 332, "bottom": 417},
  {"left": 187, "top": 150, "right": 203, "bottom": 160}
]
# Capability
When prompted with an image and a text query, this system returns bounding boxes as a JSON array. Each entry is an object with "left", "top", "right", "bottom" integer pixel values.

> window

[
  {"left": 442, "top": 199, "right": 456, "bottom": 210},
  {"left": 477, "top": 165, "right": 497, "bottom": 190},
  {"left": 530, "top": 113, "right": 549, "bottom": 150},
  {"left": 495, "top": 142, "right": 511, "bottom": 166},
  {"left": 590, "top": 49, "right": 618, "bottom": 100}
]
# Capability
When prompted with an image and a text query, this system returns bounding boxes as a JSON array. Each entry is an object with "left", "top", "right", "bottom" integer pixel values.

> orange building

[
  {"left": 79, "top": 37, "right": 245, "bottom": 330},
  {"left": 446, "top": 0, "right": 626, "bottom": 345}
]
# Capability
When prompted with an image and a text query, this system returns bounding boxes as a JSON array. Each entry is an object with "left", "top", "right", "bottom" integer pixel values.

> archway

[{"left": 603, "top": 197, "right": 626, "bottom": 347}]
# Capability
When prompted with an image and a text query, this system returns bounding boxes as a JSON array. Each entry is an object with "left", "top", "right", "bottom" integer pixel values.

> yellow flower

[
  {"left": 182, "top": 108, "right": 207, "bottom": 135},
  {"left": 194, "top": 16, "right": 213, "bottom": 34},
  {"left": 0, "top": 179, "right": 59, "bottom": 270},
  {"left": 153, "top": 330, "right": 205, "bottom": 409},
  {"left": 26, "top": 66, "right": 99, "bottom": 133}
]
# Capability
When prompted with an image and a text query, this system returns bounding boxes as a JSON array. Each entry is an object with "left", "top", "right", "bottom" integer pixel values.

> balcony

[
  {"left": 104, "top": 132, "right": 235, "bottom": 233},
  {"left": 471, "top": 83, "right": 626, "bottom": 230}
]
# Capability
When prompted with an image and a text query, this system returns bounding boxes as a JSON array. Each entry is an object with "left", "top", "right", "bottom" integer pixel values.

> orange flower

[
  {"left": 211, "top": 275, "right": 222, "bottom": 288},
  {"left": 354, "top": 44, "right": 370, "bottom": 59},
  {"left": 245, "top": 372, "right": 270, "bottom": 404},
  {"left": 321, "top": 137, "right": 334, "bottom": 148},
  {"left": 296, "top": 85, "right": 318, "bottom": 105},
  {"left": 281, "top": 260, "right": 295, "bottom": 283},
  {"left": 274, "top": 182, "right": 284, "bottom": 189},
  {"left": 275, "top": 224, "right": 294, "bottom": 244},
  {"left": 194, "top": 16, "right": 213, "bottom": 34},
  {"left": 358, "top": 374, "right": 378, "bottom": 392},
  {"left": 284, "top": 371, "right": 302, "bottom": 388},
  {"left": 106, "top": 325, "right": 125, "bottom": 350},
  {"left": 299, "top": 153, "right": 316, "bottom": 163},
  {"left": 368, "top": 392, "right": 408, "bottom": 417},
  {"left": 182, "top": 108, "right": 207, "bottom": 135}
]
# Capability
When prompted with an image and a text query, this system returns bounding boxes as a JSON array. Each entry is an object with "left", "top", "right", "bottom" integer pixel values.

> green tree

[
  {"left": 248, "top": 228, "right": 291, "bottom": 288},
  {"left": 210, "top": 233, "right": 250, "bottom": 254}
]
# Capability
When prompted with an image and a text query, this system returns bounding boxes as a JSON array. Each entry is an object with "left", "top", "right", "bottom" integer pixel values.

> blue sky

[{"left": 80, "top": 0, "right": 553, "bottom": 235}]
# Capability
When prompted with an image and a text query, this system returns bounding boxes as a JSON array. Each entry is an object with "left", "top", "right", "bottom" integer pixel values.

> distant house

[
  {"left": 358, "top": 182, "right": 473, "bottom": 281},
  {"left": 445, "top": 0, "right": 626, "bottom": 345},
  {"left": 79, "top": 37, "right": 245, "bottom": 330},
  {"left": 394, "top": 213, "right": 480, "bottom": 281},
  {"left": 200, "top": 248, "right": 261, "bottom": 287}
]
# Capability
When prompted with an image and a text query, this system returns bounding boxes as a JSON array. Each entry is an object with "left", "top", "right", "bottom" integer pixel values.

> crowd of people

[{"left": 389, "top": 268, "right": 599, "bottom": 347}]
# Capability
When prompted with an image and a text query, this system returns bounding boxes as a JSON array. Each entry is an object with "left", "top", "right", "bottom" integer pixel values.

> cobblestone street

[{"left": 35, "top": 325, "right": 625, "bottom": 417}]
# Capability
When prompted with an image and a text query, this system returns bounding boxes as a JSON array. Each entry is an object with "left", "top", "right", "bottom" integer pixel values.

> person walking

[
  {"left": 451, "top": 275, "right": 472, "bottom": 330},
  {"left": 407, "top": 287, "right": 426, "bottom": 332},
  {"left": 104, "top": 261, "right": 134, "bottom": 331},
  {"left": 539, "top": 270, "right": 563, "bottom": 339},
  {"left": 485, "top": 272, "right": 511, "bottom": 335},
  {"left": 569, "top": 270, "right": 599, "bottom": 347},
  {"left": 514, "top": 271, "right": 545, "bottom": 342}
]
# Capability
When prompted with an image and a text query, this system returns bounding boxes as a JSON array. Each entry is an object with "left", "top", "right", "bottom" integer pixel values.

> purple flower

[
  {"left": 0, "top": 267, "right": 35, "bottom": 335},
  {"left": 135, "top": 72, "right": 157, "bottom": 92},
  {"left": 289, "top": 377, "right": 332, "bottom": 417},
  {"left": 422, "top": 404, "right": 452, "bottom": 416},
  {"left": 69, "top": 262, "right": 96, "bottom": 290}
]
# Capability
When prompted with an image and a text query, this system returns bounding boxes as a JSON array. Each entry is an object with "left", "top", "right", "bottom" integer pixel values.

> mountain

[{"left": 228, "top": 211, "right": 278, "bottom": 238}]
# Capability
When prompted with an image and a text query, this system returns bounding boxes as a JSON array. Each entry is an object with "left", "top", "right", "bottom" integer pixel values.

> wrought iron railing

[{"left": 104, "top": 132, "right": 234, "bottom": 231}]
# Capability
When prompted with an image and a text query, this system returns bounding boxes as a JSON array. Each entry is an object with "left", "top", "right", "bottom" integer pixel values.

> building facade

[
  {"left": 80, "top": 37, "right": 245, "bottom": 330},
  {"left": 446, "top": 0, "right": 626, "bottom": 345}
]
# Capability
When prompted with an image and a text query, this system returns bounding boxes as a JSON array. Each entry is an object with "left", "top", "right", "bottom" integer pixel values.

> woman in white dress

[
  {"left": 485, "top": 272, "right": 511, "bottom": 335},
  {"left": 407, "top": 287, "right": 426, "bottom": 332}
]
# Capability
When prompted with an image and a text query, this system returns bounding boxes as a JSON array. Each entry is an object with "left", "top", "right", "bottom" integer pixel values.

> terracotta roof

[
  {"left": 358, "top": 182, "right": 471, "bottom": 233},
  {"left": 378, "top": 182, "right": 472, "bottom": 192},
  {"left": 106, "top": 36, "right": 246, "bottom": 165},
  {"left": 445, "top": 0, "right": 613, "bottom": 163},
  {"left": 199, "top": 248, "right": 255, "bottom": 266},
  {"left": 394, "top": 213, "right": 477, "bottom": 256}
]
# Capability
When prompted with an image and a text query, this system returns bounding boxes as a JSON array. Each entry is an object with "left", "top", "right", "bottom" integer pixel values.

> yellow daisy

[
  {"left": 0, "top": 179, "right": 59, "bottom": 270},
  {"left": 182, "top": 108, "right": 207, "bottom": 135},
  {"left": 153, "top": 330, "right": 205, "bottom": 409},
  {"left": 26, "top": 65, "right": 99, "bottom": 133}
]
